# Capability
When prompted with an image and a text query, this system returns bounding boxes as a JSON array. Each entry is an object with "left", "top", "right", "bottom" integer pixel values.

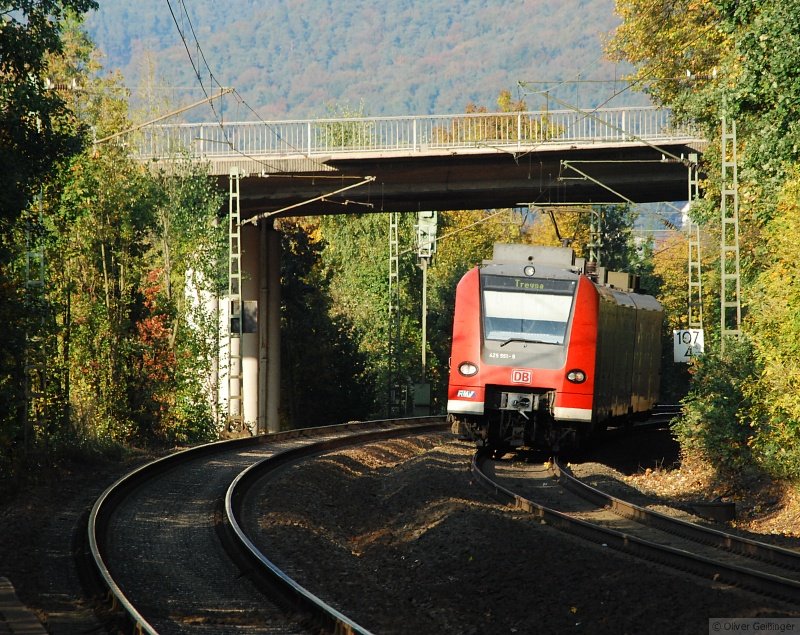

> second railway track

[{"left": 475, "top": 451, "right": 800, "bottom": 603}]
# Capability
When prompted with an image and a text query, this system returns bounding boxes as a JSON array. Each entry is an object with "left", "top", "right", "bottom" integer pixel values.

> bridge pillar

[
  {"left": 259, "top": 221, "right": 281, "bottom": 434},
  {"left": 241, "top": 225, "right": 260, "bottom": 429}
]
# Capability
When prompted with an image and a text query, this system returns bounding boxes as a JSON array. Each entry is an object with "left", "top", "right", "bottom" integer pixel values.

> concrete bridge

[{"left": 135, "top": 106, "right": 705, "bottom": 219}]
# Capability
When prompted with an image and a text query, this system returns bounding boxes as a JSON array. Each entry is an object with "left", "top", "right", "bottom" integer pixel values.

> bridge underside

[
  {"left": 201, "top": 135, "right": 704, "bottom": 433},
  {"left": 221, "top": 141, "right": 704, "bottom": 221}
]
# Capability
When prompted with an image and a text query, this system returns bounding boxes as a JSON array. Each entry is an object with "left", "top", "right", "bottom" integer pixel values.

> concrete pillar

[
  {"left": 266, "top": 224, "right": 281, "bottom": 433},
  {"left": 256, "top": 221, "right": 282, "bottom": 434},
  {"left": 258, "top": 222, "right": 268, "bottom": 434},
  {"left": 240, "top": 223, "right": 259, "bottom": 430}
]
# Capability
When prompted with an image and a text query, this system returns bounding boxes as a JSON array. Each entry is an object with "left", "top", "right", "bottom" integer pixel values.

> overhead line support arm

[
  {"left": 543, "top": 93, "right": 689, "bottom": 165},
  {"left": 94, "top": 87, "right": 234, "bottom": 145},
  {"left": 241, "top": 176, "right": 376, "bottom": 225}
]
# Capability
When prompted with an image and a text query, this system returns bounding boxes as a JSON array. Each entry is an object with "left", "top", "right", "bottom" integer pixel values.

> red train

[{"left": 447, "top": 244, "right": 662, "bottom": 453}]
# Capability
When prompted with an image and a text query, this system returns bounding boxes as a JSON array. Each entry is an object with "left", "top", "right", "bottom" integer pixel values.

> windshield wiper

[{"left": 499, "top": 337, "right": 551, "bottom": 347}]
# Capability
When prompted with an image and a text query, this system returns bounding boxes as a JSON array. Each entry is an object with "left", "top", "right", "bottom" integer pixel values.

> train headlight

[
  {"left": 523, "top": 265, "right": 536, "bottom": 277},
  {"left": 566, "top": 369, "right": 586, "bottom": 383},
  {"left": 458, "top": 361, "right": 479, "bottom": 376}
]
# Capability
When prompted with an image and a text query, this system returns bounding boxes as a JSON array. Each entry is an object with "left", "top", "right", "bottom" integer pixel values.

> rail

[
  {"left": 87, "top": 417, "right": 447, "bottom": 635},
  {"left": 471, "top": 451, "right": 800, "bottom": 603},
  {"left": 130, "top": 106, "right": 698, "bottom": 161},
  {"left": 225, "top": 417, "right": 448, "bottom": 635}
]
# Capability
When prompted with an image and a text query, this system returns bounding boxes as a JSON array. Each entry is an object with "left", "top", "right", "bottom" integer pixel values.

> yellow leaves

[
  {"left": 607, "top": 0, "right": 727, "bottom": 104},
  {"left": 744, "top": 170, "right": 800, "bottom": 466}
]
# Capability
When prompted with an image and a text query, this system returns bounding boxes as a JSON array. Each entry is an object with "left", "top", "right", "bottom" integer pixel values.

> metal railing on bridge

[{"left": 131, "top": 106, "right": 697, "bottom": 162}]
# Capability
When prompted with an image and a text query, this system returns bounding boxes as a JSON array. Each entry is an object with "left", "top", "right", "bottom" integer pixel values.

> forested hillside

[{"left": 84, "top": 0, "right": 647, "bottom": 120}]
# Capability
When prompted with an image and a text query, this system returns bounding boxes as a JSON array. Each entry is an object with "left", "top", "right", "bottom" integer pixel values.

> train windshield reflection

[{"left": 483, "top": 290, "right": 573, "bottom": 345}]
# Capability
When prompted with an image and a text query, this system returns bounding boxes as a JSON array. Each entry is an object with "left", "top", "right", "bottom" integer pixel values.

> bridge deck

[{"left": 131, "top": 107, "right": 705, "bottom": 217}]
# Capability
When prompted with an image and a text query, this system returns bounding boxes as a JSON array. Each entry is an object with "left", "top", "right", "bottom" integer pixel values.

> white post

[
  {"left": 241, "top": 223, "right": 259, "bottom": 430},
  {"left": 267, "top": 225, "right": 281, "bottom": 433}
]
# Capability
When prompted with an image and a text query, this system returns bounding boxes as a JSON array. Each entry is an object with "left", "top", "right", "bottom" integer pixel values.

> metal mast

[
  {"left": 687, "top": 153, "right": 703, "bottom": 329},
  {"left": 416, "top": 211, "right": 437, "bottom": 376},
  {"left": 588, "top": 207, "right": 603, "bottom": 265},
  {"left": 388, "top": 211, "right": 401, "bottom": 416},
  {"left": 720, "top": 118, "right": 742, "bottom": 349},
  {"left": 228, "top": 168, "right": 244, "bottom": 429}
]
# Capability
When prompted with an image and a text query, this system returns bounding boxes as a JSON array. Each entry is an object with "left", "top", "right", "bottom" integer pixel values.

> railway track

[
  {"left": 86, "top": 410, "right": 798, "bottom": 633},
  {"left": 88, "top": 417, "right": 446, "bottom": 635},
  {"left": 472, "top": 450, "right": 800, "bottom": 604}
]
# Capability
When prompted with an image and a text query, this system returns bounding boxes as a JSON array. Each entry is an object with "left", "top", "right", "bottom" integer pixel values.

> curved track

[
  {"left": 225, "top": 420, "right": 447, "bottom": 635},
  {"left": 472, "top": 450, "right": 800, "bottom": 603},
  {"left": 88, "top": 418, "right": 446, "bottom": 634}
]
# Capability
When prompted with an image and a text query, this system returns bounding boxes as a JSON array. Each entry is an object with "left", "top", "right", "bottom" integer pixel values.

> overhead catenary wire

[
  {"left": 94, "top": 88, "right": 233, "bottom": 144},
  {"left": 517, "top": 9, "right": 723, "bottom": 111},
  {"left": 162, "top": 0, "right": 293, "bottom": 173},
  {"left": 516, "top": 64, "right": 704, "bottom": 234},
  {"left": 162, "top": 0, "right": 372, "bottom": 186},
  {"left": 515, "top": 14, "right": 723, "bottom": 156}
]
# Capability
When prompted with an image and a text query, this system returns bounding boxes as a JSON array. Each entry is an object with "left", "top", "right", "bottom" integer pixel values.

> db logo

[{"left": 511, "top": 369, "right": 532, "bottom": 384}]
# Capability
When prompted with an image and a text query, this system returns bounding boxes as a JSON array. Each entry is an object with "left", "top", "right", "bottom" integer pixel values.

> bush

[
  {"left": 746, "top": 367, "right": 800, "bottom": 480},
  {"left": 672, "top": 338, "right": 758, "bottom": 475}
]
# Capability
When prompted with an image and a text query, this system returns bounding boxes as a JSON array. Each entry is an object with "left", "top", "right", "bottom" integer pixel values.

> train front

[{"left": 447, "top": 246, "right": 598, "bottom": 452}]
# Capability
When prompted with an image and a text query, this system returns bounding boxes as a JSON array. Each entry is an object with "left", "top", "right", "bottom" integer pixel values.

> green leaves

[
  {"left": 0, "top": 1, "right": 100, "bottom": 476},
  {"left": 673, "top": 338, "right": 757, "bottom": 474},
  {"left": 0, "top": 1, "right": 99, "bottom": 221},
  {"left": 606, "top": 0, "right": 728, "bottom": 115},
  {"left": 612, "top": 0, "right": 800, "bottom": 479},
  {"left": 279, "top": 218, "right": 374, "bottom": 425}
]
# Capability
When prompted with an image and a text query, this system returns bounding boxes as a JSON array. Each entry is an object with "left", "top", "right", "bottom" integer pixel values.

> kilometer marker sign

[{"left": 673, "top": 329, "right": 704, "bottom": 363}]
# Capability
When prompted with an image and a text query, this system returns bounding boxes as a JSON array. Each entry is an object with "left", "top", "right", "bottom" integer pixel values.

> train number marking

[
  {"left": 511, "top": 369, "right": 532, "bottom": 383},
  {"left": 488, "top": 352, "right": 516, "bottom": 360}
]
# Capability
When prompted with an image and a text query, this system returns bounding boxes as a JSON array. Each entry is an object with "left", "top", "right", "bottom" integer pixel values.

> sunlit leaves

[
  {"left": 605, "top": 0, "right": 728, "bottom": 115},
  {"left": 672, "top": 338, "right": 757, "bottom": 473},
  {"left": 0, "top": 0, "right": 98, "bottom": 220},
  {"left": 611, "top": 0, "right": 800, "bottom": 477},
  {"left": 739, "top": 168, "right": 800, "bottom": 477}
]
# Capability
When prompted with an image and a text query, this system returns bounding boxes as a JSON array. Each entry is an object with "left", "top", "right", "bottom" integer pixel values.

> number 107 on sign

[{"left": 673, "top": 329, "right": 704, "bottom": 363}]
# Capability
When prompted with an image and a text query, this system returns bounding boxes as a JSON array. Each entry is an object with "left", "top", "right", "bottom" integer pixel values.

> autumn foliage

[{"left": 609, "top": 0, "right": 800, "bottom": 479}]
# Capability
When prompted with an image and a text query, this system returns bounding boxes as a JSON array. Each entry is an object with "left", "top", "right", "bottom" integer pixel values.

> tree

[
  {"left": 6, "top": 11, "right": 226, "bottom": 459},
  {"left": 605, "top": 0, "right": 728, "bottom": 120},
  {"left": 741, "top": 167, "right": 800, "bottom": 479},
  {"left": 278, "top": 218, "right": 373, "bottom": 426},
  {"left": 316, "top": 212, "right": 402, "bottom": 416},
  {"left": 54, "top": 141, "right": 156, "bottom": 440},
  {"left": 317, "top": 100, "right": 373, "bottom": 149},
  {"left": 0, "top": 0, "right": 98, "bottom": 222},
  {"left": 594, "top": 204, "right": 637, "bottom": 270},
  {"left": 609, "top": 0, "right": 800, "bottom": 479},
  {"left": 142, "top": 160, "right": 225, "bottom": 443},
  {"left": 0, "top": 1, "right": 98, "bottom": 475}
]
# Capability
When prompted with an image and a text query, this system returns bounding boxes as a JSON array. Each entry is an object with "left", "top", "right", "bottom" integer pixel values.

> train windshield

[{"left": 482, "top": 276, "right": 576, "bottom": 345}]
